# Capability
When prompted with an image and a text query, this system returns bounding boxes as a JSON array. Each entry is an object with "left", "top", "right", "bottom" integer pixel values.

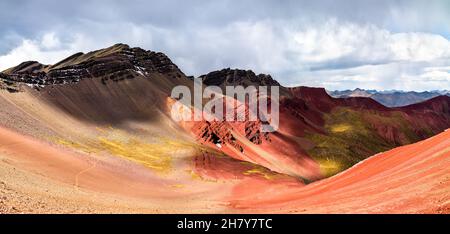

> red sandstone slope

[
  {"left": 184, "top": 84, "right": 450, "bottom": 180},
  {"left": 169, "top": 94, "right": 322, "bottom": 181},
  {"left": 227, "top": 129, "right": 450, "bottom": 214}
]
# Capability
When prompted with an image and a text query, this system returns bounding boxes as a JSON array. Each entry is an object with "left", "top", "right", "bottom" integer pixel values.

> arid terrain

[
  {"left": 0, "top": 44, "right": 449, "bottom": 213},
  {"left": 1, "top": 126, "right": 448, "bottom": 213}
]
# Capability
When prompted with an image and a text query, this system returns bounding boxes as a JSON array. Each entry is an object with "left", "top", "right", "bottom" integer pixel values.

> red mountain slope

[
  {"left": 227, "top": 129, "right": 450, "bottom": 213},
  {"left": 183, "top": 83, "right": 450, "bottom": 179}
]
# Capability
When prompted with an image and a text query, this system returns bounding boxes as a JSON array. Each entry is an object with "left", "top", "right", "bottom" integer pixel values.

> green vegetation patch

[{"left": 305, "top": 107, "right": 405, "bottom": 177}]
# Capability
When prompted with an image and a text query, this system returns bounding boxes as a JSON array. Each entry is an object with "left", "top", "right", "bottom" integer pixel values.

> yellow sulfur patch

[
  {"left": 185, "top": 169, "right": 203, "bottom": 180},
  {"left": 54, "top": 128, "right": 199, "bottom": 174},
  {"left": 318, "top": 158, "right": 342, "bottom": 177},
  {"left": 330, "top": 124, "right": 352, "bottom": 133},
  {"left": 243, "top": 168, "right": 275, "bottom": 180}
]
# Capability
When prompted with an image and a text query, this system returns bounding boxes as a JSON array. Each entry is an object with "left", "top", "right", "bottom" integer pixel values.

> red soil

[
  {"left": 0, "top": 125, "right": 172, "bottom": 198},
  {"left": 171, "top": 95, "right": 322, "bottom": 181},
  {"left": 227, "top": 129, "right": 450, "bottom": 213},
  {"left": 1, "top": 115, "right": 448, "bottom": 213}
]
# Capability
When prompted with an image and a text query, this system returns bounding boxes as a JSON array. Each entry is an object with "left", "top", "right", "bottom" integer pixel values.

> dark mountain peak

[
  {"left": 49, "top": 43, "right": 160, "bottom": 69},
  {"left": 2, "top": 61, "right": 48, "bottom": 75},
  {"left": 200, "top": 68, "right": 281, "bottom": 87},
  {"left": 109, "top": 43, "right": 131, "bottom": 50},
  {"left": 0, "top": 43, "right": 186, "bottom": 87}
]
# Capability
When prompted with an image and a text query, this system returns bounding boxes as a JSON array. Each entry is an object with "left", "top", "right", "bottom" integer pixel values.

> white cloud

[
  {"left": 281, "top": 20, "right": 450, "bottom": 90},
  {"left": 291, "top": 20, "right": 392, "bottom": 63},
  {"left": 40, "top": 32, "right": 62, "bottom": 50},
  {"left": 1, "top": 19, "right": 450, "bottom": 91},
  {"left": 0, "top": 35, "right": 75, "bottom": 70},
  {"left": 287, "top": 20, "right": 450, "bottom": 66},
  {"left": 390, "top": 33, "right": 450, "bottom": 61},
  {"left": 291, "top": 62, "right": 450, "bottom": 91}
]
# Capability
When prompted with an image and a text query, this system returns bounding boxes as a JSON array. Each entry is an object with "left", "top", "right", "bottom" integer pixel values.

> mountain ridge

[
  {"left": 1, "top": 43, "right": 449, "bottom": 180},
  {"left": 0, "top": 43, "right": 188, "bottom": 88}
]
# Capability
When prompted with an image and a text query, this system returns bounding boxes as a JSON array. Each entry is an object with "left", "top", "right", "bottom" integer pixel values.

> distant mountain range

[{"left": 328, "top": 88, "right": 450, "bottom": 107}]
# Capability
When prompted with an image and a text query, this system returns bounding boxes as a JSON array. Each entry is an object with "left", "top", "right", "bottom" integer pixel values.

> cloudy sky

[{"left": 0, "top": 0, "right": 449, "bottom": 91}]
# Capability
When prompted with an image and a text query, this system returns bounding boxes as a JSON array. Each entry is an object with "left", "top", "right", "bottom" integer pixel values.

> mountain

[
  {"left": 329, "top": 88, "right": 450, "bottom": 107},
  {"left": 0, "top": 44, "right": 449, "bottom": 213},
  {"left": 200, "top": 68, "right": 282, "bottom": 87},
  {"left": 371, "top": 91, "right": 449, "bottom": 107},
  {"left": 200, "top": 68, "right": 292, "bottom": 97},
  {"left": 328, "top": 88, "right": 375, "bottom": 98}
]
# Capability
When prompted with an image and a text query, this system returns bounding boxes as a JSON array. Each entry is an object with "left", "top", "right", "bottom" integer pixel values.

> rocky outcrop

[
  {"left": 245, "top": 121, "right": 270, "bottom": 144},
  {"left": 200, "top": 68, "right": 281, "bottom": 87},
  {"left": 0, "top": 73, "right": 20, "bottom": 93},
  {"left": 194, "top": 121, "right": 244, "bottom": 152}
]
